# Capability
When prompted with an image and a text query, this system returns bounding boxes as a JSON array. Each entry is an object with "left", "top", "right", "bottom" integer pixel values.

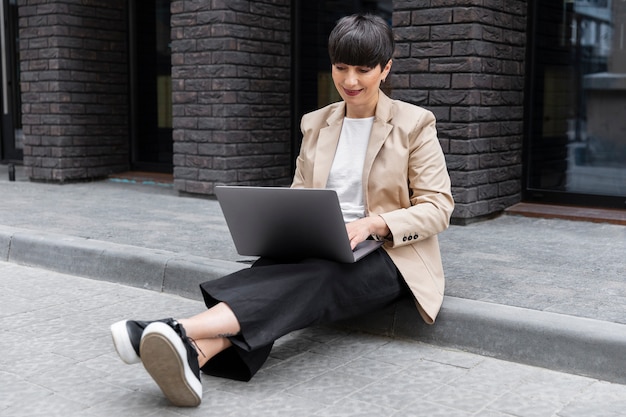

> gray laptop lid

[{"left": 215, "top": 186, "right": 383, "bottom": 263}]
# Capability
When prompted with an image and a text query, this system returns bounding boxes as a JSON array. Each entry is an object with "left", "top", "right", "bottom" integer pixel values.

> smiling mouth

[{"left": 343, "top": 88, "right": 362, "bottom": 96}]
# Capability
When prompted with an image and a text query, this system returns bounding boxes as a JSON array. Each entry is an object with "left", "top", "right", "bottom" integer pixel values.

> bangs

[
  {"left": 331, "top": 32, "right": 383, "bottom": 68},
  {"left": 328, "top": 14, "right": 394, "bottom": 69}
]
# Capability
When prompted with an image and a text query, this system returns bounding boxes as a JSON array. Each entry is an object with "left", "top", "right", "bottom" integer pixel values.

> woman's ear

[{"left": 381, "top": 59, "right": 392, "bottom": 82}]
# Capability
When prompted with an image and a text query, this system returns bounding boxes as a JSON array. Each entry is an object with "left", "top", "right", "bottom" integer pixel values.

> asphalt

[{"left": 2, "top": 163, "right": 626, "bottom": 416}]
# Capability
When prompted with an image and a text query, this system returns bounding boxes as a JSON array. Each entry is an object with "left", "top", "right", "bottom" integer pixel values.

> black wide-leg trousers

[{"left": 199, "top": 247, "right": 408, "bottom": 381}]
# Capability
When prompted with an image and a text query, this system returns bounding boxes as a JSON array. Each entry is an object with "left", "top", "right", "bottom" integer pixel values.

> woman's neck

[
  {"left": 346, "top": 106, "right": 376, "bottom": 119},
  {"left": 345, "top": 92, "right": 379, "bottom": 118}
]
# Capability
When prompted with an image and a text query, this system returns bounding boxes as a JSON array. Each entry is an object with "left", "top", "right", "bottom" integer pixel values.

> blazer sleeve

[
  {"left": 291, "top": 115, "right": 312, "bottom": 188},
  {"left": 378, "top": 109, "right": 454, "bottom": 246}
]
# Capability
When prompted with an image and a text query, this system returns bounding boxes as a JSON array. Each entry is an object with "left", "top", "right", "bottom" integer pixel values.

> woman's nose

[{"left": 344, "top": 69, "right": 358, "bottom": 86}]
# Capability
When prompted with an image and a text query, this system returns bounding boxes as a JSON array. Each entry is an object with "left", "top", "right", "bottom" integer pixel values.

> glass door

[
  {"left": 0, "top": 0, "right": 22, "bottom": 162},
  {"left": 525, "top": 0, "right": 626, "bottom": 208},
  {"left": 129, "top": 0, "right": 172, "bottom": 173}
]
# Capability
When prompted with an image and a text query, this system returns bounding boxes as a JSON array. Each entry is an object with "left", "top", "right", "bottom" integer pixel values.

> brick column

[
  {"left": 170, "top": 0, "right": 292, "bottom": 196},
  {"left": 392, "top": 0, "right": 527, "bottom": 223},
  {"left": 18, "top": 0, "right": 129, "bottom": 182}
]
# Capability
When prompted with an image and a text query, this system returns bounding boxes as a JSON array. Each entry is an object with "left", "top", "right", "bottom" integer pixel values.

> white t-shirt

[{"left": 326, "top": 116, "right": 374, "bottom": 223}]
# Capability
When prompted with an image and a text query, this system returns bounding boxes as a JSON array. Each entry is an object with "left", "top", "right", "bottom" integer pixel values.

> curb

[
  {"left": 2, "top": 225, "right": 625, "bottom": 385},
  {"left": 0, "top": 225, "right": 246, "bottom": 300},
  {"left": 338, "top": 297, "right": 626, "bottom": 385}
]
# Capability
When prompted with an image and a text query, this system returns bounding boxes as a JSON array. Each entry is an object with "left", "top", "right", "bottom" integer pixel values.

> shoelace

[
  {"left": 172, "top": 319, "right": 207, "bottom": 359},
  {"left": 187, "top": 337, "right": 207, "bottom": 359}
]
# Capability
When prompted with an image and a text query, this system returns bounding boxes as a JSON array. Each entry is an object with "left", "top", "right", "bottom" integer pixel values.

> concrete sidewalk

[
  {"left": 4, "top": 261, "right": 626, "bottom": 417},
  {"left": 1, "top": 163, "right": 625, "bottom": 385}
]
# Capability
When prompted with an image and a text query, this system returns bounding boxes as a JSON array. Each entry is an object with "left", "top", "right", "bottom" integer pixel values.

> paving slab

[{"left": 2, "top": 261, "right": 626, "bottom": 417}]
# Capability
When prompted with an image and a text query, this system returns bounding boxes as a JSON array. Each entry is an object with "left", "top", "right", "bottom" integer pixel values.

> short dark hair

[{"left": 328, "top": 14, "right": 394, "bottom": 69}]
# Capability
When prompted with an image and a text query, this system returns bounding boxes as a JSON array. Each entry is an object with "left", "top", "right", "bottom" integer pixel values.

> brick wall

[
  {"left": 392, "top": 0, "right": 527, "bottom": 223},
  {"left": 14, "top": 0, "right": 529, "bottom": 222},
  {"left": 18, "top": 0, "right": 129, "bottom": 182},
  {"left": 170, "top": 0, "right": 292, "bottom": 195}
]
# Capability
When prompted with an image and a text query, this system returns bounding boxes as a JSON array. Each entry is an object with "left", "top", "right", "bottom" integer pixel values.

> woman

[{"left": 110, "top": 14, "right": 454, "bottom": 407}]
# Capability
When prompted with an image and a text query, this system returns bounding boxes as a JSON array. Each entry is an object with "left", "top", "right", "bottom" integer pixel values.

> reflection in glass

[
  {"left": 529, "top": 0, "right": 626, "bottom": 200},
  {"left": 131, "top": 0, "right": 172, "bottom": 171}
]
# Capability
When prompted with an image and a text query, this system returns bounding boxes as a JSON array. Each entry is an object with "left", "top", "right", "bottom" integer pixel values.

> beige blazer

[{"left": 292, "top": 91, "right": 454, "bottom": 324}]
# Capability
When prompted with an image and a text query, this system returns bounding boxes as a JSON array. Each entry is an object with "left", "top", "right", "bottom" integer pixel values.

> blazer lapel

[
  {"left": 312, "top": 103, "right": 345, "bottom": 188},
  {"left": 362, "top": 91, "right": 393, "bottom": 186},
  {"left": 312, "top": 91, "right": 394, "bottom": 190}
]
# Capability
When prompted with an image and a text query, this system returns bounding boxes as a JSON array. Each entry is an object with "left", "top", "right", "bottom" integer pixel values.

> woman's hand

[{"left": 345, "top": 215, "right": 390, "bottom": 250}]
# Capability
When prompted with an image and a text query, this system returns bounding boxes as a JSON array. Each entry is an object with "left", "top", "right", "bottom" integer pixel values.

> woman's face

[{"left": 331, "top": 60, "right": 391, "bottom": 118}]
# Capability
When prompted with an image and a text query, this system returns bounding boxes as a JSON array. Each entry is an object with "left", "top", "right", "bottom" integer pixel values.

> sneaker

[
  {"left": 110, "top": 318, "right": 176, "bottom": 364},
  {"left": 140, "top": 321, "right": 202, "bottom": 407}
]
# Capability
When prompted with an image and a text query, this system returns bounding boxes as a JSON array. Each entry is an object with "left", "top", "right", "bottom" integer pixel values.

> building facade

[{"left": 2, "top": 0, "right": 624, "bottom": 224}]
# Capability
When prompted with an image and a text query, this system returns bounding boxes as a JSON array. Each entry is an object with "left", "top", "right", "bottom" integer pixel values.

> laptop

[{"left": 215, "top": 186, "right": 383, "bottom": 263}]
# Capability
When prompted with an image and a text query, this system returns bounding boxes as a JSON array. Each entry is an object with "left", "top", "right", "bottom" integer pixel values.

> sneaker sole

[
  {"left": 140, "top": 322, "right": 202, "bottom": 407},
  {"left": 110, "top": 320, "right": 141, "bottom": 364}
]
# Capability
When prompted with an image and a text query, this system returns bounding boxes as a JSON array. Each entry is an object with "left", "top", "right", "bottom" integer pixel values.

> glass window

[
  {"left": 527, "top": 0, "right": 626, "bottom": 206},
  {"left": 0, "top": 0, "right": 22, "bottom": 162},
  {"left": 130, "top": 0, "right": 172, "bottom": 172}
]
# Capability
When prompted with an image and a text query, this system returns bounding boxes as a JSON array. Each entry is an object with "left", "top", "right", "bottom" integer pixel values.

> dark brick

[
  {"left": 445, "top": 154, "right": 481, "bottom": 171},
  {"left": 430, "top": 90, "right": 481, "bottom": 106},
  {"left": 411, "top": 9, "right": 453, "bottom": 25},
  {"left": 440, "top": 123, "right": 481, "bottom": 139},
  {"left": 19, "top": 0, "right": 129, "bottom": 183},
  {"left": 392, "top": 58, "right": 429, "bottom": 74},
  {"left": 171, "top": 0, "right": 292, "bottom": 196},
  {"left": 175, "top": 167, "right": 200, "bottom": 180},
  {"left": 498, "top": 179, "right": 521, "bottom": 196},
  {"left": 432, "top": 23, "right": 482, "bottom": 41},
  {"left": 453, "top": 40, "right": 496, "bottom": 57},
  {"left": 450, "top": 138, "right": 492, "bottom": 154},
  {"left": 451, "top": 201, "right": 490, "bottom": 220},
  {"left": 488, "top": 194, "right": 521, "bottom": 212},
  {"left": 430, "top": 57, "right": 483, "bottom": 73},
  {"left": 450, "top": 169, "right": 489, "bottom": 187},
  {"left": 478, "top": 184, "right": 499, "bottom": 200},
  {"left": 452, "top": 186, "right": 479, "bottom": 204},
  {"left": 394, "top": 1, "right": 431, "bottom": 11},
  {"left": 394, "top": 27, "right": 430, "bottom": 42},
  {"left": 393, "top": 11, "right": 411, "bottom": 26},
  {"left": 412, "top": 42, "right": 452, "bottom": 58}
]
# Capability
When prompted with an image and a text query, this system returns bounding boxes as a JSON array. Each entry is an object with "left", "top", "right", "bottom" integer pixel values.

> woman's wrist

[{"left": 372, "top": 215, "right": 391, "bottom": 240}]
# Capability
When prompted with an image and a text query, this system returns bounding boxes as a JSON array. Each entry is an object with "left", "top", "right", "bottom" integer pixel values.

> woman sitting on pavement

[{"left": 110, "top": 13, "right": 454, "bottom": 407}]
